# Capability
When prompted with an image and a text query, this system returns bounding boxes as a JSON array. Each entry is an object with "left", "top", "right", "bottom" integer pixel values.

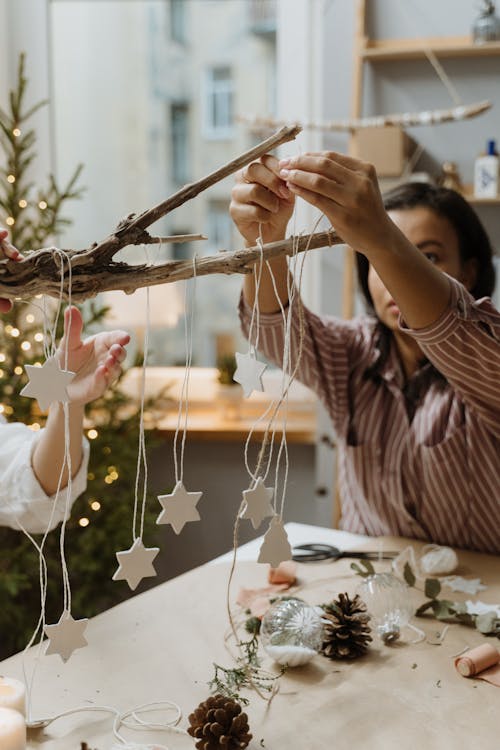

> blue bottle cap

[{"left": 487, "top": 139, "right": 497, "bottom": 155}]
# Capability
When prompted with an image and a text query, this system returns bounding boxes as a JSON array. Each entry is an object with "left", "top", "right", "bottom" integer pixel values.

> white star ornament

[
  {"left": 156, "top": 481, "right": 202, "bottom": 535},
  {"left": 258, "top": 516, "right": 292, "bottom": 568},
  {"left": 233, "top": 350, "right": 267, "bottom": 398},
  {"left": 44, "top": 610, "right": 88, "bottom": 662},
  {"left": 112, "top": 537, "right": 160, "bottom": 590},
  {"left": 21, "top": 356, "right": 75, "bottom": 411},
  {"left": 241, "top": 477, "right": 274, "bottom": 530}
]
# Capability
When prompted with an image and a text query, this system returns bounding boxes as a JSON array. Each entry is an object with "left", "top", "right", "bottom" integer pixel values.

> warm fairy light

[
  {"left": 0, "top": 370, "right": 5, "bottom": 378},
  {"left": 7, "top": 175, "right": 15, "bottom": 184},
  {"left": 38, "top": 200, "right": 47, "bottom": 210},
  {"left": 25, "top": 314, "right": 35, "bottom": 323},
  {"left": 4, "top": 325, "right": 13, "bottom": 334},
  {"left": 0, "top": 353, "right": 5, "bottom": 362},
  {"left": 110, "top": 470, "right": 119, "bottom": 480},
  {"left": 0, "top": 405, "right": 4, "bottom": 413},
  {"left": 34, "top": 332, "right": 44, "bottom": 342},
  {"left": 35, "top": 295, "right": 42, "bottom": 299},
  {"left": 103, "top": 446, "right": 111, "bottom": 455},
  {"left": 14, "top": 366, "right": 23, "bottom": 375},
  {"left": 90, "top": 500, "right": 101, "bottom": 511},
  {"left": 18, "top": 199, "right": 28, "bottom": 208},
  {"left": 29, "top": 423, "right": 41, "bottom": 431},
  {"left": 87, "top": 429, "right": 98, "bottom": 439},
  {"left": 104, "top": 476, "right": 113, "bottom": 485},
  {"left": 87, "top": 472, "right": 95, "bottom": 481},
  {"left": 10, "top": 328, "right": 20, "bottom": 337},
  {"left": 21, "top": 341, "right": 31, "bottom": 351},
  {"left": 5, "top": 217, "right": 14, "bottom": 226},
  {"left": 79, "top": 517, "right": 90, "bottom": 527},
  {"left": 4, "top": 405, "right": 13, "bottom": 415},
  {"left": 12, "top": 128, "right": 21, "bottom": 137},
  {"left": 34, "top": 362, "right": 42, "bottom": 367},
  {"left": 107, "top": 465, "right": 117, "bottom": 472}
]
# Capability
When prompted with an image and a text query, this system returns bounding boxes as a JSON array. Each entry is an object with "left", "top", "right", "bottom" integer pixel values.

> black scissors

[{"left": 291, "top": 543, "right": 399, "bottom": 563}]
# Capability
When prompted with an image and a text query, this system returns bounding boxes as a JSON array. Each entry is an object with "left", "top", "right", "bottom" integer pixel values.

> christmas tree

[{"left": 0, "top": 54, "right": 163, "bottom": 658}]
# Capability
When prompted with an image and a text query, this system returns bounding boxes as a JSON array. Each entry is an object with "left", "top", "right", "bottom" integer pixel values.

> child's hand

[
  {"left": 278, "top": 152, "right": 395, "bottom": 257},
  {"left": 57, "top": 306, "right": 130, "bottom": 406},
  {"left": 230, "top": 154, "right": 295, "bottom": 245},
  {"left": 0, "top": 226, "right": 22, "bottom": 313}
]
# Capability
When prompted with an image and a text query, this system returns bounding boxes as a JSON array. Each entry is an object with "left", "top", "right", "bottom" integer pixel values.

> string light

[
  {"left": 4, "top": 406, "right": 13, "bottom": 415},
  {"left": 87, "top": 472, "right": 95, "bottom": 481},
  {"left": 18, "top": 199, "right": 28, "bottom": 208},
  {"left": 90, "top": 501, "right": 101, "bottom": 511},
  {"left": 21, "top": 341, "right": 31, "bottom": 351},
  {"left": 10, "top": 328, "right": 20, "bottom": 338},
  {"left": 14, "top": 366, "right": 23, "bottom": 375},
  {"left": 33, "top": 362, "right": 42, "bottom": 367},
  {"left": 0, "top": 405, "right": 4, "bottom": 413},
  {"left": 34, "top": 333, "right": 44, "bottom": 342},
  {"left": 38, "top": 200, "right": 47, "bottom": 210},
  {"left": 29, "top": 423, "right": 41, "bottom": 431},
  {"left": 7, "top": 175, "right": 15, "bottom": 183},
  {"left": 5, "top": 217, "right": 14, "bottom": 226},
  {"left": 0, "top": 353, "right": 5, "bottom": 362},
  {"left": 25, "top": 314, "right": 35, "bottom": 324},
  {"left": 87, "top": 429, "right": 98, "bottom": 440},
  {"left": 78, "top": 517, "right": 90, "bottom": 528},
  {"left": 103, "top": 446, "right": 111, "bottom": 455},
  {"left": 12, "top": 128, "right": 21, "bottom": 137}
]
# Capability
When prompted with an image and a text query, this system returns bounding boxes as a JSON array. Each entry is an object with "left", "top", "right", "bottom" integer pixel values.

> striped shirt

[{"left": 239, "top": 277, "right": 500, "bottom": 554}]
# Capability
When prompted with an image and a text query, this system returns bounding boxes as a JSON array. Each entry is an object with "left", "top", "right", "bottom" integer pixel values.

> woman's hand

[
  {"left": 0, "top": 226, "right": 22, "bottom": 313},
  {"left": 230, "top": 154, "right": 295, "bottom": 245},
  {"left": 278, "top": 152, "right": 396, "bottom": 258},
  {"left": 57, "top": 306, "right": 130, "bottom": 406}
]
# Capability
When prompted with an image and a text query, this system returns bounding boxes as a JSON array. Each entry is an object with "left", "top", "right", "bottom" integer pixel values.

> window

[
  {"left": 169, "top": 0, "right": 186, "bottom": 43},
  {"left": 203, "top": 66, "right": 234, "bottom": 139},
  {"left": 172, "top": 231, "right": 192, "bottom": 261},
  {"left": 207, "top": 199, "right": 233, "bottom": 252},
  {"left": 171, "top": 102, "right": 189, "bottom": 184}
]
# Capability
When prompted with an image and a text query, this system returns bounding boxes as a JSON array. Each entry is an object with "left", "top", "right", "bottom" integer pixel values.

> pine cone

[
  {"left": 321, "top": 592, "right": 372, "bottom": 659},
  {"left": 187, "top": 694, "right": 253, "bottom": 750}
]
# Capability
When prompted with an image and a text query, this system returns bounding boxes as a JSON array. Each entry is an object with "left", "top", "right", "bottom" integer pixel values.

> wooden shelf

[
  {"left": 462, "top": 190, "right": 500, "bottom": 206},
  {"left": 362, "top": 35, "right": 500, "bottom": 62}
]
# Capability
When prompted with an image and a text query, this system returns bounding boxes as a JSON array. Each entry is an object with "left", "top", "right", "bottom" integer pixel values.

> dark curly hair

[{"left": 355, "top": 182, "right": 496, "bottom": 404}]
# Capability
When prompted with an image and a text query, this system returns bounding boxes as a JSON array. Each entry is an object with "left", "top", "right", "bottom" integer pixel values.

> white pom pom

[{"left": 420, "top": 545, "right": 458, "bottom": 576}]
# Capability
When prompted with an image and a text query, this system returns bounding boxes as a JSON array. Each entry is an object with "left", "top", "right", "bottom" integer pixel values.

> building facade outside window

[
  {"left": 169, "top": 0, "right": 186, "bottom": 43},
  {"left": 203, "top": 66, "right": 234, "bottom": 139},
  {"left": 171, "top": 102, "right": 190, "bottom": 184}
]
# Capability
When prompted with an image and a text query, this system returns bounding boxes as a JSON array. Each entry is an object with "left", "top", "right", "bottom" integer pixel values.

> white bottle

[{"left": 474, "top": 139, "right": 499, "bottom": 199}]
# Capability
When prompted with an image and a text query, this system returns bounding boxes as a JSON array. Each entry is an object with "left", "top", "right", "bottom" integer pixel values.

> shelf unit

[{"left": 361, "top": 35, "right": 500, "bottom": 62}]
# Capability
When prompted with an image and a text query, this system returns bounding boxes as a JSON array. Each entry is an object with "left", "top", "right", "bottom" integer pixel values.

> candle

[
  {"left": 0, "top": 677, "right": 26, "bottom": 715},
  {"left": 0, "top": 707, "right": 26, "bottom": 750}
]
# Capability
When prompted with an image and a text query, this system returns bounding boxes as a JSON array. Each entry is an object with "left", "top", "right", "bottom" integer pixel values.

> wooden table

[{"left": 2, "top": 524, "right": 499, "bottom": 750}]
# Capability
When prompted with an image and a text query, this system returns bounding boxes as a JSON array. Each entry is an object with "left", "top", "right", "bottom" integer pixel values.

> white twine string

[{"left": 172, "top": 255, "right": 197, "bottom": 486}]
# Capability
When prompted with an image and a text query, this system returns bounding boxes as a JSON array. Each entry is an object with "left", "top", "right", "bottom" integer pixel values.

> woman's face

[{"left": 367, "top": 206, "right": 473, "bottom": 330}]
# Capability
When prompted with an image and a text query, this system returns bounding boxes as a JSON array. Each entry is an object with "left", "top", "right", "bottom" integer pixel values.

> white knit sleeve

[{"left": 0, "top": 420, "right": 89, "bottom": 533}]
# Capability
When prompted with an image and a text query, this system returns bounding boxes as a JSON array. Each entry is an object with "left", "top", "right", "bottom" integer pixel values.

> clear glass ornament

[
  {"left": 472, "top": 1, "right": 500, "bottom": 43},
  {"left": 356, "top": 573, "right": 414, "bottom": 644},
  {"left": 260, "top": 598, "right": 324, "bottom": 666}
]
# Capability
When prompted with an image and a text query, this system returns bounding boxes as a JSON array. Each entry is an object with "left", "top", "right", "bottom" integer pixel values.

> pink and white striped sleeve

[{"left": 401, "top": 277, "right": 500, "bottom": 437}]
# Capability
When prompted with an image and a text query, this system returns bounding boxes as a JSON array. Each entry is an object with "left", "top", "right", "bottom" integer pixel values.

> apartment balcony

[{"left": 248, "top": 0, "right": 276, "bottom": 37}]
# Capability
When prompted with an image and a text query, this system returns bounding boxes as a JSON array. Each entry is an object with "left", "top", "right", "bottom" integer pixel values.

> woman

[
  {"left": 230, "top": 152, "right": 499, "bottom": 554},
  {"left": 0, "top": 227, "right": 130, "bottom": 532}
]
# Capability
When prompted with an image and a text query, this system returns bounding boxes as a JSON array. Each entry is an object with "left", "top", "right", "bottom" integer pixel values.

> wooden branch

[
  {"left": 0, "top": 125, "right": 302, "bottom": 302},
  {"left": 0, "top": 229, "right": 343, "bottom": 302},
  {"left": 239, "top": 100, "right": 492, "bottom": 133}
]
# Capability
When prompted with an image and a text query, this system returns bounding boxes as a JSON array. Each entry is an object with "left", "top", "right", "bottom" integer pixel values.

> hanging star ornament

[
  {"left": 44, "top": 610, "right": 88, "bottom": 663},
  {"left": 20, "top": 356, "right": 75, "bottom": 411},
  {"left": 241, "top": 477, "right": 274, "bottom": 530},
  {"left": 156, "top": 481, "right": 202, "bottom": 535},
  {"left": 233, "top": 349, "right": 267, "bottom": 398},
  {"left": 258, "top": 515, "right": 292, "bottom": 568},
  {"left": 112, "top": 537, "right": 160, "bottom": 591}
]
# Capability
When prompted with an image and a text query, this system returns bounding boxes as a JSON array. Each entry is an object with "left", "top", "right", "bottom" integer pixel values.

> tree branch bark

[{"left": 1, "top": 125, "right": 310, "bottom": 302}]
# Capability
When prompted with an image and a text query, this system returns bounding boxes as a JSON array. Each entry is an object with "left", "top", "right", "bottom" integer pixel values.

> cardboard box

[{"left": 349, "top": 126, "right": 413, "bottom": 177}]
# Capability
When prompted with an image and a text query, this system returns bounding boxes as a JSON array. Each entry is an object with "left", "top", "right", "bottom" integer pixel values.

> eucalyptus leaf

[
  {"left": 431, "top": 599, "right": 456, "bottom": 620},
  {"left": 416, "top": 600, "right": 434, "bottom": 617},
  {"left": 350, "top": 562, "right": 371, "bottom": 578},
  {"left": 403, "top": 562, "right": 416, "bottom": 587},
  {"left": 424, "top": 578, "right": 441, "bottom": 599}
]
